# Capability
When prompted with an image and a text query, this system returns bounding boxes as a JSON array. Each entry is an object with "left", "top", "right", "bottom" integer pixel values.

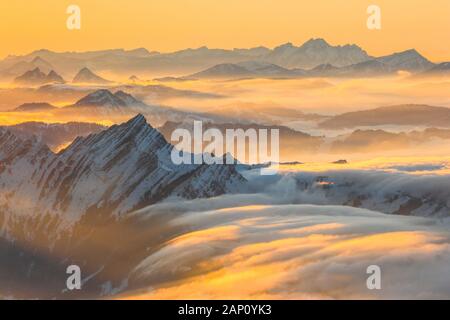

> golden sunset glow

[
  {"left": 2, "top": 0, "right": 450, "bottom": 301},
  {"left": 0, "top": 0, "right": 449, "bottom": 61}
]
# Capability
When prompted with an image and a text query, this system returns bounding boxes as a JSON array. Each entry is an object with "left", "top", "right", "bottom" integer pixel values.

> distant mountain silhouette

[
  {"left": 13, "top": 102, "right": 57, "bottom": 112},
  {"left": 1, "top": 38, "right": 443, "bottom": 76},
  {"left": 72, "top": 67, "right": 112, "bottom": 84},
  {"left": 187, "top": 47, "right": 437, "bottom": 79},
  {"left": 13, "top": 67, "right": 65, "bottom": 85},
  {"left": 319, "top": 104, "right": 450, "bottom": 129}
]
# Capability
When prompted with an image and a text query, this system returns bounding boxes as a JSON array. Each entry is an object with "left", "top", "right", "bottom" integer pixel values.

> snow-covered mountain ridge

[{"left": 0, "top": 114, "right": 246, "bottom": 238}]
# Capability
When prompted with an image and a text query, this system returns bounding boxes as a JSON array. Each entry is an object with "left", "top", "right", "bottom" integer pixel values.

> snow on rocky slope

[{"left": 0, "top": 114, "right": 246, "bottom": 237}]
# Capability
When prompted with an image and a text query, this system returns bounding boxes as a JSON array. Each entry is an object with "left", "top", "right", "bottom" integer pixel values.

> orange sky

[{"left": 0, "top": 0, "right": 449, "bottom": 61}]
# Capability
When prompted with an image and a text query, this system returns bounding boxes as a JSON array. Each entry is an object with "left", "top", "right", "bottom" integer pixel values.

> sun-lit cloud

[{"left": 124, "top": 201, "right": 450, "bottom": 299}]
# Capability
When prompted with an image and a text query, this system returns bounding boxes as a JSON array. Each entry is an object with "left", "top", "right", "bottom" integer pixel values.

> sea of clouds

[{"left": 123, "top": 165, "right": 450, "bottom": 299}]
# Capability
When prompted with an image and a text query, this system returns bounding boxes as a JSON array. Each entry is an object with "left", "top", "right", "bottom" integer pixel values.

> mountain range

[
  {"left": 187, "top": 48, "right": 437, "bottom": 79},
  {"left": 1, "top": 38, "right": 448, "bottom": 79}
]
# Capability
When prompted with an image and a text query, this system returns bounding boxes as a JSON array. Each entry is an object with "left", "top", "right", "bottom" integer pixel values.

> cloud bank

[{"left": 123, "top": 190, "right": 450, "bottom": 299}]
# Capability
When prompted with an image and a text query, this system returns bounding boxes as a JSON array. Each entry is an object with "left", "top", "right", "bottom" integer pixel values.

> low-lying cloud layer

[
  {"left": 114, "top": 163, "right": 450, "bottom": 299},
  {"left": 126, "top": 199, "right": 450, "bottom": 299}
]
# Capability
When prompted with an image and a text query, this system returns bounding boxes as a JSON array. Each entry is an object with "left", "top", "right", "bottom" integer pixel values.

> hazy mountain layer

[
  {"left": 319, "top": 105, "right": 450, "bottom": 129},
  {"left": 1, "top": 38, "right": 445, "bottom": 79}
]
